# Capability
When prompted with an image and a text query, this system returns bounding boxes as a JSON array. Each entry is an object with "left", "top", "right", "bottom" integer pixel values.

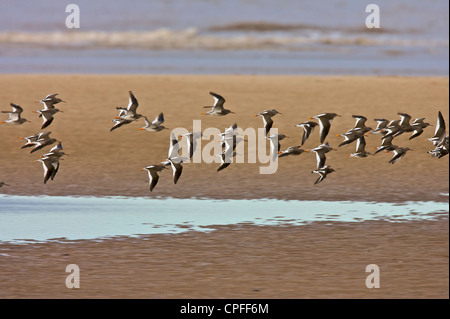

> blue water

[
  {"left": 0, "top": 195, "right": 448, "bottom": 244},
  {"left": 0, "top": 0, "right": 447, "bottom": 75}
]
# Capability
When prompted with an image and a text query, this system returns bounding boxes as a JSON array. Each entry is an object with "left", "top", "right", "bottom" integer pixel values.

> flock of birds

[
  {"left": 1, "top": 94, "right": 68, "bottom": 185},
  {"left": 0, "top": 90, "right": 448, "bottom": 191}
]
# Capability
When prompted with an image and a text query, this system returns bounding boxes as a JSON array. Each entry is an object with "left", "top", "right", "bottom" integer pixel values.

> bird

[
  {"left": 254, "top": 109, "right": 281, "bottom": 135},
  {"left": 34, "top": 108, "right": 62, "bottom": 129},
  {"left": 110, "top": 115, "right": 133, "bottom": 132},
  {"left": 388, "top": 146, "right": 412, "bottom": 164},
  {"left": 40, "top": 142, "right": 68, "bottom": 159},
  {"left": 139, "top": 164, "right": 166, "bottom": 192},
  {"left": 138, "top": 113, "right": 166, "bottom": 132},
  {"left": 168, "top": 132, "right": 180, "bottom": 159},
  {"left": 409, "top": 118, "right": 431, "bottom": 140},
  {"left": 278, "top": 146, "right": 305, "bottom": 158},
  {"left": 295, "top": 121, "right": 319, "bottom": 146},
  {"left": 308, "top": 113, "right": 341, "bottom": 143},
  {"left": 352, "top": 115, "right": 369, "bottom": 130},
  {"left": 216, "top": 150, "right": 237, "bottom": 172},
  {"left": 19, "top": 132, "right": 51, "bottom": 149},
  {"left": 160, "top": 157, "right": 188, "bottom": 185},
  {"left": 427, "top": 111, "right": 446, "bottom": 146},
  {"left": 34, "top": 156, "right": 61, "bottom": 184},
  {"left": 348, "top": 136, "right": 371, "bottom": 158},
  {"left": 202, "top": 92, "right": 234, "bottom": 116},
  {"left": 115, "top": 91, "right": 142, "bottom": 121},
  {"left": 371, "top": 118, "right": 390, "bottom": 135},
  {"left": 312, "top": 166, "right": 335, "bottom": 185},
  {"left": 428, "top": 136, "right": 449, "bottom": 159},
  {"left": 36, "top": 94, "right": 65, "bottom": 110},
  {"left": 1, "top": 103, "right": 30, "bottom": 125},
  {"left": 383, "top": 113, "right": 413, "bottom": 138},
  {"left": 265, "top": 134, "right": 289, "bottom": 161},
  {"left": 373, "top": 134, "right": 396, "bottom": 154},
  {"left": 179, "top": 131, "right": 202, "bottom": 159},
  {"left": 0, "top": 182, "right": 9, "bottom": 188},
  {"left": 306, "top": 142, "right": 335, "bottom": 169},
  {"left": 337, "top": 127, "right": 369, "bottom": 148},
  {"left": 24, "top": 132, "right": 57, "bottom": 154}
]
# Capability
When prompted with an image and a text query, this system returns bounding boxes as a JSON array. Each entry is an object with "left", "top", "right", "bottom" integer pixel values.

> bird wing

[
  {"left": 127, "top": 91, "right": 139, "bottom": 113},
  {"left": 210, "top": 92, "right": 225, "bottom": 111},
  {"left": 353, "top": 115, "right": 367, "bottom": 128},
  {"left": 170, "top": 161, "right": 183, "bottom": 184},
  {"left": 168, "top": 133, "right": 180, "bottom": 158},
  {"left": 152, "top": 113, "right": 164, "bottom": 126},
  {"left": 10, "top": 103, "right": 23, "bottom": 114},
  {"left": 318, "top": 118, "right": 331, "bottom": 144},
  {"left": 398, "top": 113, "right": 412, "bottom": 126},
  {"left": 432, "top": 111, "right": 446, "bottom": 142},
  {"left": 41, "top": 159, "right": 54, "bottom": 184},
  {"left": 356, "top": 136, "right": 366, "bottom": 153},
  {"left": 315, "top": 151, "right": 326, "bottom": 169},
  {"left": 148, "top": 169, "right": 160, "bottom": 192},
  {"left": 41, "top": 112, "right": 54, "bottom": 129}
]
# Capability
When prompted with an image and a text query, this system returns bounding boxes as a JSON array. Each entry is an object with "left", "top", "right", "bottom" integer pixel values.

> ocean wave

[{"left": 0, "top": 29, "right": 447, "bottom": 51}]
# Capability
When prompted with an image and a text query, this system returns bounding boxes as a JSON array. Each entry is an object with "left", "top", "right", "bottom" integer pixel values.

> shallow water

[
  {"left": 0, "top": 0, "right": 447, "bottom": 75},
  {"left": 0, "top": 195, "right": 448, "bottom": 244}
]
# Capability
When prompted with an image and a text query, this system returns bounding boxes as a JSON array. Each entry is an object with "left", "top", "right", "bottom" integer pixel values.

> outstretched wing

[
  {"left": 152, "top": 113, "right": 164, "bottom": 126},
  {"left": 209, "top": 92, "right": 225, "bottom": 111},
  {"left": 127, "top": 91, "right": 139, "bottom": 113}
]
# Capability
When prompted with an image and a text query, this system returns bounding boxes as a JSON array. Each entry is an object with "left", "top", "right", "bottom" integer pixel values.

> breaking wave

[{"left": 0, "top": 28, "right": 447, "bottom": 51}]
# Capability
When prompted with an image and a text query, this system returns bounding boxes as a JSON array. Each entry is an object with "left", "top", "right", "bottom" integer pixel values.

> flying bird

[
  {"left": 278, "top": 146, "right": 305, "bottom": 158},
  {"left": 312, "top": 166, "right": 335, "bottom": 185},
  {"left": 388, "top": 146, "right": 412, "bottom": 164},
  {"left": 34, "top": 156, "right": 61, "bottom": 184},
  {"left": 254, "top": 109, "right": 281, "bottom": 136},
  {"left": 202, "top": 92, "right": 234, "bottom": 116},
  {"left": 348, "top": 136, "right": 371, "bottom": 158},
  {"left": 308, "top": 113, "right": 341, "bottom": 143},
  {"left": 1, "top": 103, "right": 29, "bottom": 125},
  {"left": 306, "top": 142, "right": 335, "bottom": 169},
  {"left": 36, "top": 94, "right": 65, "bottom": 109},
  {"left": 139, "top": 164, "right": 166, "bottom": 192},
  {"left": 138, "top": 113, "right": 166, "bottom": 132},
  {"left": 265, "top": 134, "right": 289, "bottom": 161},
  {"left": 295, "top": 121, "right": 319, "bottom": 146}
]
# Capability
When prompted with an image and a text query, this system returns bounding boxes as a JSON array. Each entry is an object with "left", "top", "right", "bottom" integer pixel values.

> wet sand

[
  {"left": 0, "top": 218, "right": 448, "bottom": 299},
  {"left": 0, "top": 75, "right": 448, "bottom": 299}
]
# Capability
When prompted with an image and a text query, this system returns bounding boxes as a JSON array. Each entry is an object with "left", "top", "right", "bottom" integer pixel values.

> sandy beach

[
  {"left": 0, "top": 75, "right": 448, "bottom": 201},
  {"left": 0, "top": 75, "right": 448, "bottom": 299}
]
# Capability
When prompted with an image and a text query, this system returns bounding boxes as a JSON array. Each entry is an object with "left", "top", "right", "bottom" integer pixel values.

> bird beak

[
  {"left": 308, "top": 117, "right": 313, "bottom": 120},
  {"left": 253, "top": 115, "right": 258, "bottom": 117},
  {"left": 115, "top": 117, "right": 120, "bottom": 119},
  {"left": 304, "top": 150, "right": 310, "bottom": 152},
  {"left": 19, "top": 137, "right": 23, "bottom": 139},
  {"left": 277, "top": 151, "right": 283, "bottom": 154},
  {"left": 0, "top": 122, "right": 5, "bottom": 124},
  {"left": 139, "top": 168, "right": 143, "bottom": 171},
  {"left": 347, "top": 155, "right": 350, "bottom": 157},
  {"left": 201, "top": 113, "right": 207, "bottom": 115},
  {"left": 138, "top": 128, "right": 145, "bottom": 130}
]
